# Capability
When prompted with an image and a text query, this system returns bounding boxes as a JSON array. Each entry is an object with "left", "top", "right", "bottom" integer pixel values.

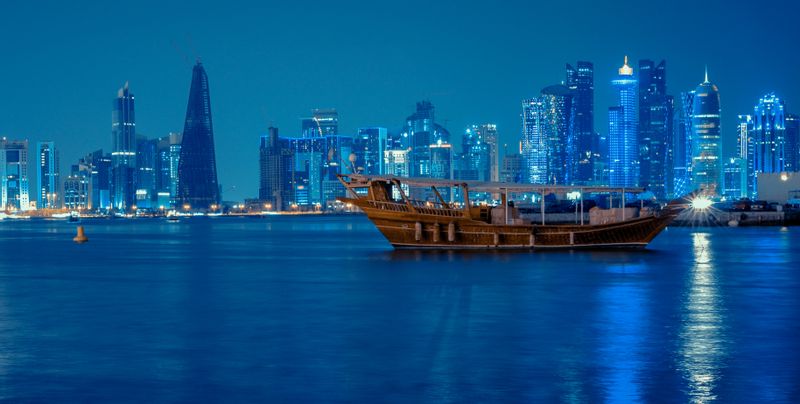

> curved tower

[
  {"left": 690, "top": 68, "right": 721, "bottom": 195},
  {"left": 177, "top": 62, "right": 220, "bottom": 209}
]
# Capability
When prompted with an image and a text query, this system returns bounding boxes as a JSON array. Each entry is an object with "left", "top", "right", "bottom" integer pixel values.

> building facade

[
  {"left": 608, "top": 57, "right": 639, "bottom": 188},
  {"left": 302, "top": 109, "right": 338, "bottom": 138},
  {"left": 690, "top": 70, "right": 722, "bottom": 195},
  {"left": 36, "top": 141, "right": 59, "bottom": 209},
  {"left": 566, "top": 61, "right": 596, "bottom": 184},
  {"left": 0, "top": 138, "right": 30, "bottom": 211},
  {"left": 111, "top": 82, "right": 136, "bottom": 210},
  {"left": 177, "top": 62, "right": 220, "bottom": 210},
  {"left": 638, "top": 59, "right": 674, "bottom": 198}
]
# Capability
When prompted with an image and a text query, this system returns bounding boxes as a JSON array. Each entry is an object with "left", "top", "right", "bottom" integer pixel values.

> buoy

[{"left": 73, "top": 226, "right": 89, "bottom": 243}]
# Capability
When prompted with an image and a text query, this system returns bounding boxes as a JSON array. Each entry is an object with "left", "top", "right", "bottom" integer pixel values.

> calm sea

[{"left": 1, "top": 216, "right": 798, "bottom": 402}]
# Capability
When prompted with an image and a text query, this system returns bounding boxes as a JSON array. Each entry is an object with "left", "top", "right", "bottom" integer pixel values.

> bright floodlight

[{"left": 691, "top": 196, "right": 713, "bottom": 210}]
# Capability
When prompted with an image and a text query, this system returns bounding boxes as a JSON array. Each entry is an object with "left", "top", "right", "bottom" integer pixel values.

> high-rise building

[
  {"left": 36, "top": 141, "right": 59, "bottom": 209},
  {"left": 63, "top": 164, "right": 90, "bottom": 211},
  {"left": 482, "top": 124, "right": 500, "bottom": 182},
  {"left": 691, "top": 69, "right": 722, "bottom": 195},
  {"left": 521, "top": 85, "right": 575, "bottom": 185},
  {"left": 302, "top": 109, "right": 338, "bottom": 138},
  {"left": 460, "top": 125, "right": 491, "bottom": 181},
  {"left": 786, "top": 114, "right": 799, "bottom": 172},
  {"left": 638, "top": 59, "right": 674, "bottom": 198},
  {"left": 259, "top": 127, "right": 288, "bottom": 210},
  {"left": 608, "top": 56, "right": 639, "bottom": 188},
  {"left": 673, "top": 91, "right": 695, "bottom": 197},
  {"left": 566, "top": 61, "right": 596, "bottom": 184},
  {"left": 136, "top": 135, "right": 158, "bottom": 210},
  {"left": 353, "top": 127, "right": 387, "bottom": 175},
  {"left": 0, "top": 138, "right": 30, "bottom": 211},
  {"left": 501, "top": 152, "right": 524, "bottom": 183},
  {"left": 153, "top": 132, "right": 180, "bottom": 209},
  {"left": 752, "top": 93, "right": 786, "bottom": 174},
  {"left": 722, "top": 157, "right": 747, "bottom": 199},
  {"left": 385, "top": 149, "right": 410, "bottom": 178},
  {"left": 111, "top": 82, "right": 136, "bottom": 211},
  {"left": 402, "top": 101, "right": 450, "bottom": 177},
  {"left": 737, "top": 115, "right": 756, "bottom": 197},
  {"left": 177, "top": 62, "right": 220, "bottom": 210}
]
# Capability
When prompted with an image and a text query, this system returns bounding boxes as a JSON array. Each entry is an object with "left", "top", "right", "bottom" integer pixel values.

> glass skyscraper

[
  {"left": 566, "top": 61, "right": 595, "bottom": 184},
  {"left": 608, "top": 56, "right": 639, "bottom": 188},
  {"left": 751, "top": 93, "right": 786, "bottom": 174},
  {"left": 354, "top": 127, "right": 387, "bottom": 175},
  {"left": 36, "top": 141, "right": 59, "bottom": 209},
  {"left": 786, "top": 114, "right": 799, "bottom": 173},
  {"left": 638, "top": 59, "right": 674, "bottom": 198},
  {"left": 691, "top": 69, "right": 722, "bottom": 195},
  {"left": 521, "top": 85, "right": 575, "bottom": 185},
  {"left": 302, "top": 109, "right": 338, "bottom": 138},
  {"left": 111, "top": 82, "right": 136, "bottom": 211},
  {"left": 0, "top": 138, "right": 30, "bottom": 211},
  {"left": 177, "top": 62, "right": 220, "bottom": 210}
]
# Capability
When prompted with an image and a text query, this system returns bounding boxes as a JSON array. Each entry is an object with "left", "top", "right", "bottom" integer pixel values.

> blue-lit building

[
  {"left": 135, "top": 136, "right": 158, "bottom": 210},
  {"left": 0, "top": 138, "right": 31, "bottom": 211},
  {"left": 722, "top": 157, "right": 747, "bottom": 199},
  {"left": 751, "top": 93, "right": 786, "bottom": 174},
  {"left": 690, "top": 69, "right": 722, "bottom": 195},
  {"left": 521, "top": 85, "right": 575, "bottom": 185},
  {"left": 401, "top": 101, "right": 450, "bottom": 177},
  {"left": 111, "top": 82, "right": 137, "bottom": 211},
  {"left": 259, "top": 127, "right": 292, "bottom": 210},
  {"left": 36, "top": 141, "right": 59, "bottom": 209},
  {"left": 459, "top": 125, "right": 491, "bottom": 181},
  {"left": 177, "top": 62, "right": 220, "bottom": 210},
  {"left": 608, "top": 56, "right": 639, "bottom": 188},
  {"left": 638, "top": 59, "right": 674, "bottom": 198},
  {"left": 302, "top": 109, "right": 338, "bottom": 138},
  {"left": 786, "top": 114, "right": 799, "bottom": 172},
  {"left": 566, "top": 61, "right": 596, "bottom": 184},
  {"left": 353, "top": 127, "right": 387, "bottom": 175},
  {"left": 673, "top": 91, "right": 695, "bottom": 197}
]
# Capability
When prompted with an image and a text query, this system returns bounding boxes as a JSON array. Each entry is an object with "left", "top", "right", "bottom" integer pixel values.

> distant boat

[
  {"left": 68, "top": 213, "right": 80, "bottom": 223},
  {"left": 166, "top": 215, "right": 180, "bottom": 223},
  {"left": 337, "top": 174, "right": 687, "bottom": 250}
]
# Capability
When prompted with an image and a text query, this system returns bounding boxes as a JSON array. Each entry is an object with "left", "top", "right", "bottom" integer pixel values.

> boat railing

[{"left": 367, "top": 200, "right": 463, "bottom": 217}]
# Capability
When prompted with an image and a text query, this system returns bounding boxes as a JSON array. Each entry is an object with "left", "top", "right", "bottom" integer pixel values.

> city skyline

[{"left": 1, "top": 1, "right": 799, "bottom": 200}]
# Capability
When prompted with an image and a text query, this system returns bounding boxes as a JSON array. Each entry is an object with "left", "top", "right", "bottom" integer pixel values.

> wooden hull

[{"left": 344, "top": 198, "right": 678, "bottom": 250}]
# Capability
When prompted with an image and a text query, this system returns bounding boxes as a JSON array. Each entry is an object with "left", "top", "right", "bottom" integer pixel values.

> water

[{"left": 1, "top": 216, "right": 798, "bottom": 402}]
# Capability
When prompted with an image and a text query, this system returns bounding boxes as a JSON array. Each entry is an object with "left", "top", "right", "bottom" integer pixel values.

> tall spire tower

[{"left": 177, "top": 62, "right": 220, "bottom": 209}]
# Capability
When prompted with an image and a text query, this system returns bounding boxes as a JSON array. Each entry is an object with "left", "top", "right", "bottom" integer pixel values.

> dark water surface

[{"left": 1, "top": 216, "right": 798, "bottom": 402}]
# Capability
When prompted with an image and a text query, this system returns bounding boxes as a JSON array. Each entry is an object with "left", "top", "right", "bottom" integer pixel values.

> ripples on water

[{"left": 0, "top": 217, "right": 798, "bottom": 402}]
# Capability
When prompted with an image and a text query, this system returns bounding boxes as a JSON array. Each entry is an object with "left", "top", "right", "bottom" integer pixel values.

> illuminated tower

[
  {"left": 177, "top": 62, "right": 220, "bottom": 209},
  {"left": 690, "top": 68, "right": 722, "bottom": 195},
  {"left": 566, "top": 61, "right": 595, "bottom": 184},
  {"left": 608, "top": 56, "right": 639, "bottom": 188},
  {"left": 111, "top": 82, "right": 136, "bottom": 210}
]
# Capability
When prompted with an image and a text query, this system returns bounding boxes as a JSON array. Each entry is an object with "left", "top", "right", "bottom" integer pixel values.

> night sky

[{"left": 1, "top": 0, "right": 798, "bottom": 200}]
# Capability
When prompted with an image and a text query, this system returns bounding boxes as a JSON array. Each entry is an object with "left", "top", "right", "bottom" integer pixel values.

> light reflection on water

[
  {"left": 0, "top": 218, "right": 798, "bottom": 402},
  {"left": 679, "top": 232, "right": 727, "bottom": 403}
]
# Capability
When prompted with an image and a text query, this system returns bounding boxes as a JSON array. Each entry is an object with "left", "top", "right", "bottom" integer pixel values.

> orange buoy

[{"left": 73, "top": 226, "right": 89, "bottom": 243}]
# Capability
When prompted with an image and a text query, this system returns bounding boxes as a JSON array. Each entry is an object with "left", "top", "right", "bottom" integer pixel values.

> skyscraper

[
  {"left": 402, "top": 101, "right": 450, "bottom": 177},
  {"left": 786, "top": 114, "right": 799, "bottom": 172},
  {"left": 302, "top": 109, "right": 339, "bottom": 138},
  {"left": 608, "top": 56, "right": 639, "bottom": 188},
  {"left": 521, "top": 85, "right": 575, "bottom": 185},
  {"left": 36, "top": 141, "right": 59, "bottom": 209},
  {"left": 353, "top": 127, "right": 387, "bottom": 175},
  {"left": 566, "top": 61, "right": 596, "bottom": 184},
  {"left": 460, "top": 125, "right": 491, "bottom": 181},
  {"left": 135, "top": 136, "right": 158, "bottom": 209},
  {"left": 260, "top": 127, "right": 288, "bottom": 210},
  {"left": 0, "top": 138, "right": 30, "bottom": 211},
  {"left": 177, "top": 62, "right": 220, "bottom": 210},
  {"left": 751, "top": 93, "right": 786, "bottom": 174},
  {"left": 638, "top": 59, "right": 674, "bottom": 198},
  {"left": 691, "top": 69, "right": 722, "bottom": 195},
  {"left": 673, "top": 91, "right": 695, "bottom": 197},
  {"left": 111, "top": 82, "right": 136, "bottom": 210},
  {"left": 737, "top": 114, "right": 755, "bottom": 197}
]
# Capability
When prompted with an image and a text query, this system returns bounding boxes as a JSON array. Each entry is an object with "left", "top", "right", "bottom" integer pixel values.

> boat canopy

[{"left": 339, "top": 174, "right": 646, "bottom": 194}]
